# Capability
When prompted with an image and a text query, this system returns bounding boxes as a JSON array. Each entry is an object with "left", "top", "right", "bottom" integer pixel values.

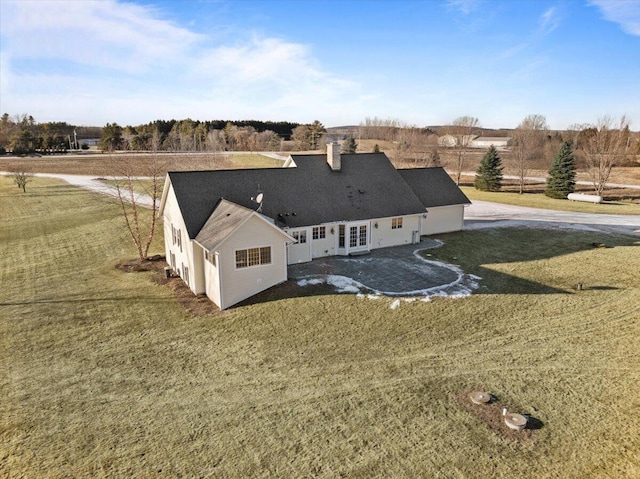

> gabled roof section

[
  {"left": 398, "top": 167, "right": 471, "bottom": 208},
  {"left": 195, "top": 199, "right": 254, "bottom": 251},
  {"left": 168, "top": 153, "right": 428, "bottom": 239},
  {"left": 195, "top": 199, "right": 293, "bottom": 251}
]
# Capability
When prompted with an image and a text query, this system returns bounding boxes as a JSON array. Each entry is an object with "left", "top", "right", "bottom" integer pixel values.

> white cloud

[
  {"left": 0, "top": 0, "right": 201, "bottom": 73},
  {"left": 589, "top": 0, "right": 640, "bottom": 36},
  {"left": 0, "top": 0, "right": 363, "bottom": 125}
]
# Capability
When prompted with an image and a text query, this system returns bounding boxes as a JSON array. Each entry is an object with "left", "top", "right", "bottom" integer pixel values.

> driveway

[{"left": 465, "top": 200, "right": 640, "bottom": 234}]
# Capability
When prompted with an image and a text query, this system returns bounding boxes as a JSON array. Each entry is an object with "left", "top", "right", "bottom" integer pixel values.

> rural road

[
  {"left": 465, "top": 200, "right": 640, "bottom": 234},
  {"left": 3, "top": 172, "right": 639, "bottom": 234}
]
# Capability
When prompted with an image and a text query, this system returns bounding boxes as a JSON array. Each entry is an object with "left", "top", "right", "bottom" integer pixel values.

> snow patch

[
  {"left": 390, "top": 299, "right": 401, "bottom": 310},
  {"left": 326, "top": 275, "right": 363, "bottom": 293},
  {"left": 296, "top": 278, "right": 324, "bottom": 287}
]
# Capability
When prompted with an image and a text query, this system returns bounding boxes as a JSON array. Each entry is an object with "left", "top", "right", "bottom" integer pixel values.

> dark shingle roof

[
  {"left": 398, "top": 167, "right": 471, "bottom": 208},
  {"left": 169, "top": 154, "right": 467, "bottom": 239}
]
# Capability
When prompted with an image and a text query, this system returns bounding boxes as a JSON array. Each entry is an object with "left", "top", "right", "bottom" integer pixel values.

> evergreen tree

[
  {"left": 545, "top": 141, "right": 576, "bottom": 199},
  {"left": 342, "top": 136, "right": 357, "bottom": 154},
  {"left": 474, "top": 145, "right": 503, "bottom": 191},
  {"left": 373, "top": 143, "right": 380, "bottom": 153},
  {"left": 101, "top": 123, "right": 123, "bottom": 151}
]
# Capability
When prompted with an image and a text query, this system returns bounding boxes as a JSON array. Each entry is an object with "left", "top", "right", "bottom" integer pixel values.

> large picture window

[{"left": 235, "top": 246, "right": 272, "bottom": 269}]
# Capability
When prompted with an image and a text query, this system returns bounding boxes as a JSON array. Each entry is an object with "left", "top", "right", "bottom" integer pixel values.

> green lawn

[
  {"left": 2, "top": 177, "right": 639, "bottom": 478},
  {"left": 462, "top": 187, "right": 640, "bottom": 215}
]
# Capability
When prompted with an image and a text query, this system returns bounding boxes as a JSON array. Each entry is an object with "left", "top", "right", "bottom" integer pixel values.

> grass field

[
  {"left": 2, "top": 177, "right": 640, "bottom": 478},
  {"left": 0, "top": 152, "right": 282, "bottom": 176},
  {"left": 461, "top": 187, "right": 640, "bottom": 215}
]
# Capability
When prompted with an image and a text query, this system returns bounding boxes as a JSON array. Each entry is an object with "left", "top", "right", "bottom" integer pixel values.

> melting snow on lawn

[{"left": 294, "top": 245, "right": 482, "bottom": 309}]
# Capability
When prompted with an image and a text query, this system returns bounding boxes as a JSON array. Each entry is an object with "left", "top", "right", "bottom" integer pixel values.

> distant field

[
  {"left": 0, "top": 152, "right": 283, "bottom": 176},
  {"left": 461, "top": 187, "right": 640, "bottom": 215},
  {"left": 2, "top": 176, "right": 639, "bottom": 477}
]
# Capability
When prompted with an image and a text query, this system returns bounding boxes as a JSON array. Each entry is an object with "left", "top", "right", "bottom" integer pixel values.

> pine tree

[
  {"left": 342, "top": 136, "right": 357, "bottom": 154},
  {"left": 373, "top": 144, "right": 380, "bottom": 153},
  {"left": 474, "top": 145, "right": 503, "bottom": 191},
  {"left": 545, "top": 141, "right": 576, "bottom": 199}
]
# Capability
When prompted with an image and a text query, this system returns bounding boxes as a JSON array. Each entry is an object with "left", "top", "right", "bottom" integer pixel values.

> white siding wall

[
  {"left": 421, "top": 205, "right": 465, "bottom": 235},
  {"left": 311, "top": 224, "right": 338, "bottom": 259},
  {"left": 286, "top": 227, "right": 312, "bottom": 264},
  {"left": 370, "top": 215, "right": 420, "bottom": 249},
  {"left": 163, "top": 185, "right": 205, "bottom": 294},
  {"left": 202, "top": 247, "right": 222, "bottom": 307},
  {"left": 215, "top": 215, "right": 288, "bottom": 310}
]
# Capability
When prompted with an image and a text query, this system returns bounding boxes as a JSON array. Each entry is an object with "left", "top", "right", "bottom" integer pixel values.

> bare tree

[
  {"left": 511, "top": 114, "right": 549, "bottom": 194},
  {"left": 446, "top": 116, "right": 480, "bottom": 185},
  {"left": 580, "top": 115, "right": 630, "bottom": 195},
  {"left": 111, "top": 154, "right": 162, "bottom": 261},
  {"left": 11, "top": 169, "right": 33, "bottom": 192}
]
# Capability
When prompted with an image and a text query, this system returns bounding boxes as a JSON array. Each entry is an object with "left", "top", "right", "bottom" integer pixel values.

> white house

[{"left": 159, "top": 143, "right": 470, "bottom": 309}]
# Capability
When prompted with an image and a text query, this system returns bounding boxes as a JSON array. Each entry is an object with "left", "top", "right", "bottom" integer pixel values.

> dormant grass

[
  {"left": 462, "top": 186, "right": 639, "bottom": 215},
  {"left": 1, "top": 177, "right": 639, "bottom": 477}
]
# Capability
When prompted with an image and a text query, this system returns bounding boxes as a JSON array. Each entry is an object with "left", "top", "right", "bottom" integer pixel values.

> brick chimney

[{"left": 327, "top": 141, "right": 341, "bottom": 171}]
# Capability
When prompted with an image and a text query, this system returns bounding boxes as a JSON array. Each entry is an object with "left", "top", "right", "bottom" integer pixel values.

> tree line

[
  {"left": 102, "top": 119, "right": 306, "bottom": 152},
  {"left": 0, "top": 114, "right": 328, "bottom": 154},
  {"left": 101, "top": 119, "right": 331, "bottom": 153},
  {"left": 0, "top": 114, "right": 101, "bottom": 155}
]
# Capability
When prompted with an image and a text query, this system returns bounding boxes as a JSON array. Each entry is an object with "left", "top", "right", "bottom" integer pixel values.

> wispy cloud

[
  {"left": 539, "top": 6, "right": 561, "bottom": 35},
  {"left": 445, "top": 0, "right": 480, "bottom": 15},
  {"left": 589, "top": 0, "right": 640, "bottom": 36}
]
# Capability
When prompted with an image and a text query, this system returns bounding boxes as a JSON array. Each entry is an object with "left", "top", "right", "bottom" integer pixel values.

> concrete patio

[{"left": 288, "top": 239, "right": 474, "bottom": 296}]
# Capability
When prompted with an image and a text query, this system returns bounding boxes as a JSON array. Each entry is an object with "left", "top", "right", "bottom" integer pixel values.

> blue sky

[{"left": 0, "top": 0, "right": 638, "bottom": 129}]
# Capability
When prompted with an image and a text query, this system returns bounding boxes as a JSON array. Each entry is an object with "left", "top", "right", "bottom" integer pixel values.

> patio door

[
  {"left": 336, "top": 222, "right": 370, "bottom": 255},
  {"left": 348, "top": 222, "right": 369, "bottom": 254}
]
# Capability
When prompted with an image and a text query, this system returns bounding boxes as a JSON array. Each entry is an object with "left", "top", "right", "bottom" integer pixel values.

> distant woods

[
  {"left": 108, "top": 119, "right": 305, "bottom": 153},
  {"left": 0, "top": 114, "right": 310, "bottom": 154}
]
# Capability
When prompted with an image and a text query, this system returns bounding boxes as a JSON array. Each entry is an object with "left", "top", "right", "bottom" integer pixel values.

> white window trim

[{"left": 234, "top": 246, "right": 272, "bottom": 270}]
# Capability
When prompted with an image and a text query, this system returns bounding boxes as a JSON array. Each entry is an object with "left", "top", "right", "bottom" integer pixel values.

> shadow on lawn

[
  {"left": 0, "top": 295, "right": 176, "bottom": 306},
  {"left": 429, "top": 228, "right": 638, "bottom": 296}
]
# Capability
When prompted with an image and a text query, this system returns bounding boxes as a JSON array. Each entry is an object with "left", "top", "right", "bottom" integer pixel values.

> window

[
  {"left": 349, "top": 226, "right": 358, "bottom": 247},
  {"left": 292, "top": 230, "right": 307, "bottom": 244},
  {"left": 205, "top": 250, "right": 216, "bottom": 266},
  {"left": 392, "top": 217, "right": 403, "bottom": 229},
  {"left": 172, "top": 224, "right": 182, "bottom": 251},
  {"left": 338, "top": 225, "right": 345, "bottom": 248},
  {"left": 359, "top": 225, "right": 367, "bottom": 246},
  {"left": 235, "top": 246, "right": 271, "bottom": 269},
  {"left": 312, "top": 226, "right": 326, "bottom": 240}
]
